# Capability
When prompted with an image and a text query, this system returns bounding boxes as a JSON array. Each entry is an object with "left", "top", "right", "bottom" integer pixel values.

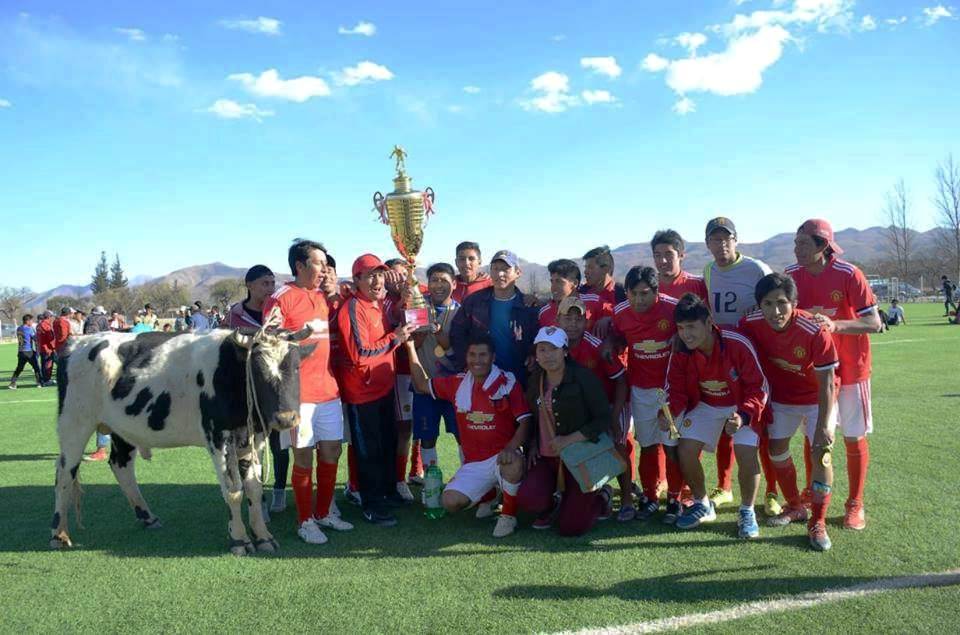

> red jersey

[
  {"left": 611, "top": 294, "right": 677, "bottom": 390},
  {"left": 451, "top": 274, "right": 493, "bottom": 303},
  {"left": 429, "top": 373, "right": 530, "bottom": 462},
  {"left": 568, "top": 332, "right": 625, "bottom": 402},
  {"left": 336, "top": 294, "right": 399, "bottom": 404},
  {"left": 579, "top": 279, "right": 625, "bottom": 321},
  {"left": 263, "top": 283, "right": 339, "bottom": 404},
  {"left": 537, "top": 293, "right": 603, "bottom": 331},
  {"left": 36, "top": 319, "right": 55, "bottom": 355},
  {"left": 53, "top": 316, "right": 72, "bottom": 352},
  {"left": 659, "top": 271, "right": 708, "bottom": 303},
  {"left": 665, "top": 327, "right": 768, "bottom": 431},
  {"left": 785, "top": 257, "right": 876, "bottom": 385},
  {"left": 738, "top": 310, "right": 839, "bottom": 406}
]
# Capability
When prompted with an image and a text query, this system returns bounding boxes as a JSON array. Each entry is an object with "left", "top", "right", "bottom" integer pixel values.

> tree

[
  {"left": 94, "top": 287, "right": 139, "bottom": 317},
  {"left": 91, "top": 251, "right": 110, "bottom": 295},
  {"left": 881, "top": 178, "right": 914, "bottom": 285},
  {"left": 209, "top": 278, "right": 245, "bottom": 310},
  {"left": 109, "top": 253, "right": 128, "bottom": 289},
  {"left": 45, "top": 295, "right": 83, "bottom": 312},
  {"left": 140, "top": 282, "right": 188, "bottom": 314},
  {"left": 0, "top": 286, "right": 32, "bottom": 323},
  {"left": 934, "top": 154, "right": 960, "bottom": 283}
]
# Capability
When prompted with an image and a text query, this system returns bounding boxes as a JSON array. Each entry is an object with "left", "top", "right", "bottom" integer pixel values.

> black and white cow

[{"left": 50, "top": 328, "right": 304, "bottom": 555}]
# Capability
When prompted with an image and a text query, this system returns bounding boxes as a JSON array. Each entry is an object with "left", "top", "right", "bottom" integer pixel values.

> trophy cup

[{"left": 373, "top": 146, "right": 436, "bottom": 331}]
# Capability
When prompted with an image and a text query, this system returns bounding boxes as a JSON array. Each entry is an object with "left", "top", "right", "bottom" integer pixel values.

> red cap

[
  {"left": 798, "top": 218, "right": 843, "bottom": 256},
  {"left": 352, "top": 253, "right": 389, "bottom": 278}
]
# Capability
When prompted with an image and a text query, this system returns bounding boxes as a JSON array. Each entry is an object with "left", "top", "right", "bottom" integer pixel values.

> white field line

[
  {"left": 872, "top": 336, "right": 957, "bottom": 346},
  {"left": 0, "top": 399, "right": 57, "bottom": 405},
  {"left": 554, "top": 568, "right": 960, "bottom": 635}
]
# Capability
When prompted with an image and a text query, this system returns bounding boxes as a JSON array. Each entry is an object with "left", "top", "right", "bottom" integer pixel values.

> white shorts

[
  {"left": 446, "top": 454, "right": 508, "bottom": 504},
  {"left": 630, "top": 386, "right": 677, "bottom": 448},
  {"left": 768, "top": 402, "right": 839, "bottom": 443},
  {"left": 678, "top": 403, "right": 759, "bottom": 452},
  {"left": 838, "top": 380, "right": 873, "bottom": 437},
  {"left": 395, "top": 375, "right": 414, "bottom": 422},
  {"left": 281, "top": 399, "right": 344, "bottom": 449}
]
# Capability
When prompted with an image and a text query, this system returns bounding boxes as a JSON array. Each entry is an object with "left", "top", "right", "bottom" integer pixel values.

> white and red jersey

[
  {"left": 738, "top": 309, "right": 839, "bottom": 406},
  {"left": 579, "top": 279, "right": 625, "bottom": 321},
  {"left": 568, "top": 332, "right": 626, "bottom": 402},
  {"left": 263, "top": 283, "right": 339, "bottom": 404},
  {"left": 786, "top": 257, "right": 877, "bottom": 385},
  {"left": 538, "top": 293, "right": 603, "bottom": 331},
  {"left": 659, "top": 271, "right": 708, "bottom": 303},
  {"left": 611, "top": 294, "right": 678, "bottom": 390},
  {"left": 429, "top": 373, "right": 530, "bottom": 463}
]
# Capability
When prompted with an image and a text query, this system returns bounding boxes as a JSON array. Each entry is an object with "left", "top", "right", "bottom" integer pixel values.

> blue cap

[{"left": 490, "top": 250, "right": 520, "bottom": 269}]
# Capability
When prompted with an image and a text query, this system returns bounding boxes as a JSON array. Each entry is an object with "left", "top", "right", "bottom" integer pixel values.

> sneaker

[
  {"left": 662, "top": 499, "right": 683, "bottom": 525},
  {"left": 808, "top": 521, "right": 832, "bottom": 551},
  {"left": 764, "top": 492, "right": 783, "bottom": 517},
  {"left": 270, "top": 489, "right": 286, "bottom": 513},
  {"left": 408, "top": 472, "right": 425, "bottom": 486},
  {"left": 597, "top": 485, "right": 613, "bottom": 521},
  {"left": 843, "top": 499, "right": 866, "bottom": 531},
  {"left": 737, "top": 507, "right": 760, "bottom": 539},
  {"left": 362, "top": 508, "right": 398, "bottom": 527},
  {"left": 396, "top": 481, "right": 415, "bottom": 502},
  {"left": 7, "top": 383, "right": 16, "bottom": 390},
  {"left": 328, "top": 498, "right": 341, "bottom": 518},
  {"left": 768, "top": 505, "right": 808, "bottom": 527},
  {"left": 616, "top": 506, "right": 636, "bottom": 522},
  {"left": 492, "top": 514, "right": 517, "bottom": 538},
  {"left": 635, "top": 496, "right": 659, "bottom": 521},
  {"left": 315, "top": 514, "right": 354, "bottom": 531},
  {"left": 297, "top": 519, "right": 328, "bottom": 544},
  {"left": 709, "top": 488, "right": 733, "bottom": 508},
  {"left": 676, "top": 501, "right": 716, "bottom": 530},
  {"left": 344, "top": 485, "right": 362, "bottom": 507},
  {"left": 83, "top": 447, "right": 108, "bottom": 462},
  {"left": 531, "top": 515, "right": 553, "bottom": 530},
  {"left": 475, "top": 501, "right": 496, "bottom": 519}
]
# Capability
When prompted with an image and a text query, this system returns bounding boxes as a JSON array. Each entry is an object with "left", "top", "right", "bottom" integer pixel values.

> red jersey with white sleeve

[
  {"left": 665, "top": 327, "right": 769, "bottom": 431},
  {"left": 538, "top": 294, "right": 604, "bottom": 331},
  {"left": 568, "top": 332, "right": 626, "bottom": 402},
  {"left": 262, "top": 283, "right": 339, "bottom": 404},
  {"left": 429, "top": 373, "right": 531, "bottom": 463},
  {"left": 659, "top": 271, "right": 708, "bottom": 303},
  {"left": 451, "top": 274, "right": 493, "bottom": 303},
  {"left": 336, "top": 294, "right": 399, "bottom": 404},
  {"left": 611, "top": 294, "right": 677, "bottom": 390},
  {"left": 785, "top": 257, "right": 877, "bottom": 385},
  {"left": 738, "top": 309, "right": 839, "bottom": 406}
]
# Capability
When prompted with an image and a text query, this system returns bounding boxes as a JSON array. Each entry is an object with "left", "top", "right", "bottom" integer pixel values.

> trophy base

[{"left": 404, "top": 308, "right": 432, "bottom": 332}]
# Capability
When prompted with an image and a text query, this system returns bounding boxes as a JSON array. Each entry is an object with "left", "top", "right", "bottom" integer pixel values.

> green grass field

[{"left": 2, "top": 304, "right": 959, "bottom": 633}]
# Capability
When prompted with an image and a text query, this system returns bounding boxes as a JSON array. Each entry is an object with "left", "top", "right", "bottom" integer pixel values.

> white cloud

[
  {"left": 338, "top": 21, "right": 376, "bottom": 36},
  {"left": 675, "top": 32, "right": 708, "bottom": 55},
  {"left": 463, "top": 85, "right": 481, "bottom": 94},
  {"left": 580, "top": 56, "right": 622, "bottom": 79},
  {"left": 859, "top": 15, "right": 877, "bottom": 31},
  {"left": 581, "top": 89, "right": 616, "bottom": 104},
  {"left": 205, "top": 99, "right": 273, "bottom": 122},
  {"left": 446, "top": 105, "right": 463, "bottom": 113},
  {"left": 0, "top": 98, "right": 11, "bottom": 108},
  {"left": 715, "top": 0, "right": 855, "bottom": 37},
  {"left": 923, "top": 5, "right": 954, "bottom": 25},
  {"left": 885, "top": 16, "right": 907, "bottom": 25},
  {"left": 550, "top": 34, "right": 566, "bottom": 42},
  {"left": 673, "top": 97, "right": 696, "bottom": 115},
  {"left": 228, "top": 69, "right": 330, "bottom": 102},
  {"left": 219, "top": 17, "right": 281, "bottom": 36},
  {"left": 520, "top": 71, "right": 580, "bottom": 113},
  {"left": 162, "top": 33, "right": 179, "bottom": 42},
  {"left": 332, "top": 61, "right": 394, "bottom": 86},
  {"left": 115, "top": 27, "right": 146, "bottom": 42},
  {"left": 642, "top": 53, "right": 670, "bottom": 72}
]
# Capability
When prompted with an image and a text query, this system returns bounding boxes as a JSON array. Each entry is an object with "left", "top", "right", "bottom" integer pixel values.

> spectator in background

[
  {"left": 109, "top": 311, "right": 123, "bottom": 331},
  {"left": 36, "top": 311, "right": 56, "bottom": 386},
  {"left": 189, "top": 301, "right": 210, "bottom": 332},
  {"left": 162, "top": 323, "right": 172, "bottom": 332},
  {"left": 174, "top": 309, "right": 186, "bottom": 332},
  {"left": 8, "top": 314, "right": 41, "bottom": 389},
  {"left": 70, "top": 311, "right": 85, "bottom": 335},
  {"left": 942, "top": 275, "right": 958, "bottom": 317},
  {"left": 885, "top": 299, "right": 906, "bottom": 327},
  {"left": 209, "top": 305, "right": 222, "bottom": 328},
  {"left": 53, "top": 307, "right": 73, "bottom": 354},
  {"left": 144, "top": 304, "right": 159, "bottom": 329}
]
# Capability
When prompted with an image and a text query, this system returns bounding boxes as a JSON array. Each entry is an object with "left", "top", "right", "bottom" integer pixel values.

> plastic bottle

[{"left": 423, "top": 464, "right": 445, "bottom": 519}]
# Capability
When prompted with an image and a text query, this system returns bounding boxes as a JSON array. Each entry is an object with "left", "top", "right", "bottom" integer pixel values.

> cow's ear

[
  {"left": 279, "top": 324, "right": 313, "bottom": 342},
  {"left": 232, "top": 331, "right": 254, "bottom": 349}
]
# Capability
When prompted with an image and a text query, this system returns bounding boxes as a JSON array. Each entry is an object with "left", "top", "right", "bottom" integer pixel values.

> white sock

[
  {"left": 422, "top": 447, "right": 438, "bottom": 467},
  {"left": 701, "top": 495, "right": 711, "bottom": 507},
  {"left": 739, "top": 504, "right": 753, "bottom": 513},
  {"left": 500, "top": 480, "right": 520, "bottom": 496}
]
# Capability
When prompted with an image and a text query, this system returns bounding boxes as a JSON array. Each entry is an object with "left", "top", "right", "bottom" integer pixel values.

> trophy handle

[{"left": 373, "top": 191, "right": 388, "bottom": 224}]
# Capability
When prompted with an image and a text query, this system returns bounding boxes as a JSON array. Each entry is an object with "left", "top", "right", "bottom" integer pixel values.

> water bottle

[{"left": 423, "top": 464, "right": 445, "bottom": 519}]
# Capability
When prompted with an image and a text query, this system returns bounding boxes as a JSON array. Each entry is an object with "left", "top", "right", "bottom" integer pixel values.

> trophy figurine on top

[{"left": 373, "top": 146, "right": 436, "bottom": 331}]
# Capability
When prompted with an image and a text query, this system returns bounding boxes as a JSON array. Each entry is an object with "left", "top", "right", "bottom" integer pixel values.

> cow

[{"left": 49, "top": 326, "right": 307, "bottom": 556}]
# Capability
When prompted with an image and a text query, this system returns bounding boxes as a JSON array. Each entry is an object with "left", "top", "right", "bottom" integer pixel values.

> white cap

[{"left": 533, "top": 325, "right": 568, "bottom": 349}]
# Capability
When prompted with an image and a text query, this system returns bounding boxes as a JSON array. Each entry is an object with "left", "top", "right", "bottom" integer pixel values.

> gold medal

[{"left": 820, "top": 451, "right": 832, "bottom": 467}]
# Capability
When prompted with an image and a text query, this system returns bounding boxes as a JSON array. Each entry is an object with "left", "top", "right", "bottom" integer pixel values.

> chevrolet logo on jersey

[
  {"left": 633, "top": 339, "right": 669, "bottom": 354},
  {"left": 771, "top": 357, "right": 803, "bottom": 374},
  {"left": 699, "top": 380, "right": 729, "bottom": 397},
  {"left": 465, "top": 411, "right": 494, "bottom": 424}
]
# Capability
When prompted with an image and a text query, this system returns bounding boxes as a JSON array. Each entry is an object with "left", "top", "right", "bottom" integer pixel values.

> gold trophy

[{"left": 373, "top": 145, "right": 435, "bottom": 331}]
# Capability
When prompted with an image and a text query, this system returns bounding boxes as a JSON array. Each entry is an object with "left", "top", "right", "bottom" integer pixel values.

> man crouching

[{"left": 407, "top": 334, "right": 530, "bottom": 538}]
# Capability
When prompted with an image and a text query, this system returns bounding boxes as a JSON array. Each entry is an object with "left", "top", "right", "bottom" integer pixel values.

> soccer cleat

[
  {"left": 315, "top": 514, "right": 354, "bottom": 532},
  {"left": 709, "top": 488, "right": 734, "bottom": 507},
  {"left": 764, "top": 492, "right": 783, "bottom": 517},
  {"left": 616, "top": 506, "right": 636, "bottom": 522},
  {"left": 737, "top": 507, "right": 760, "bottom": 539},
  {"left": 297, "top": 519, "right": 328, "bottom": 544},
  {"left": 675, "top": 501, "right": 717, "bottom": 530},
  {"left": 328, "top": 498, "right": 341, "bottom": 518},
  {"left": 343, "top": 485, "right": 362, "bottom": 507},
  {"left": 475, "top": 501, "right": 496, "bottom": 519},
  {"left": 408, "top": 473, "right": 425, "bottom": 486},
  {"left": 808, "top": 521, "right": 832, "bottom": 551},
  {"left": 362, "top": 509, "right": 398, "bottom": 527},
  {"left": 7, "top": 383, "right": 16, "bottom": 390},
  {"left": 270, "top": 489, "right": 287, "bottom": 513},
  {"left": 767, "top": 505, "right": 808, "bottom": 527},
  {"left": 662, "top": 499, "right": 683, "bottom": 525},
  {"left": 635, "top": 496, "right": 660, "bottom": 521},
  {"left": 843, "top": 500, "right": 866, "bottom": 530},
  {"left": 83, "top": 447, "right": 108, "bottom": 462},
  {"left": 396, "top": 481, "right": 415, "bottom": 502},
  {"left": 492, "top": 514, "right": 518, "bottom": 538}
]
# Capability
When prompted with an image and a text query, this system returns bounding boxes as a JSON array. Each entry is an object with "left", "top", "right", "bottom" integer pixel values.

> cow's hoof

[
  {"left": 254, "top": 538, "right": 279, "bottom": 553},
  {"left": 142, "top": 517, "right": 163, "bottom": 530},
  {"left": 49, "top": 534, "right": 72, "bottom": 549},
  {"left": 228, "top": 539, "right": 254, "bottom": 556}
]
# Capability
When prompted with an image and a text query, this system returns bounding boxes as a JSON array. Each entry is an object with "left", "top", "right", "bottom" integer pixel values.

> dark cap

[
  {"left": 490, "top": 250, "right": 520, "bottom": 269},
  {"left": 705, "top": 217, "right": 737, "bottom": 240}
]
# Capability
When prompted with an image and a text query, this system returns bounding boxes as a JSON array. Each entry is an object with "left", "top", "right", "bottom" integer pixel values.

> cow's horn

[
  {"left": 232, "top": 331, "right": 254, "bottom": 349},
  {"left": 280, "top": 324, "right": 314, "bottom": 342}
]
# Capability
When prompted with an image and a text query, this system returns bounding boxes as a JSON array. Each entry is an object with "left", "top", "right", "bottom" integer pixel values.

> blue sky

[{"left": 1, "top": 1, "right": 958, "bottom": 292}]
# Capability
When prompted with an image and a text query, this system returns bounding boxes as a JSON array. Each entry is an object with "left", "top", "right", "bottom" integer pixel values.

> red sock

[
  {"left": 291, "top": 465, "right": 313, "bottom": 525},
  {"left": 810, "top": 491, "right": 831, "bottom": 527},
  {"left": 665, "top": 453, "right": 684, "bottom": 500},
  {"left": 501, "top": 492, "right": 518, "bottom": 516},
  {"left": 639, "top": 446, "right": 660, "bottom": 501},
  {"left": 758, "top": 436, "right": 778, "bottom": 497},
  {"left": 480, "top": 488, "right": 497, "bottom": 504},
  {"left": 409, "top": 440, "right": 423, "bottom": 478},
  {"left": 716, "top": 431, "right": 734, "bottom": 491},
  {"left": 773, "top": 459, "right": 802, "bottom": 508},
  {"left": 313, "top": 461, "right": 338, "bottom": 520},
  {"left": 802, "top": 437, "right": 812, "bottom": 490},
  {"left": 347, "top": 444, "right": 359, "bottom": 491},
  {"left": 657, "top": 444, "right": 667, "bottom": 492},
  {"left": 845, "top": 437, "right": 869, "bottom": 504}
]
